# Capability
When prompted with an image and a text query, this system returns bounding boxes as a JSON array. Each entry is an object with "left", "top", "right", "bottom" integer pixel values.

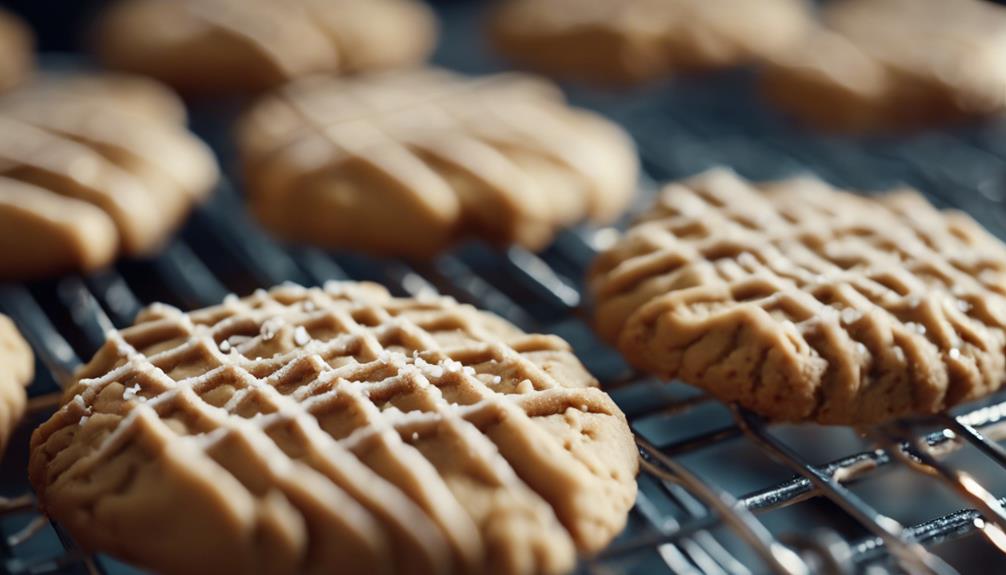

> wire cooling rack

[{"left": 6, "top": 2, "right": 1006, "bottom": 574}]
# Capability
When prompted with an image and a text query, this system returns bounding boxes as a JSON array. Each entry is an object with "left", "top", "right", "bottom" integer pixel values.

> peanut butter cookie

[
  {"left": 762, "top": 0, "right": 1006, "bottom": 131},
  {"left": 95, "top": 0, "right": 437, "bottom": 95},
  {"left": 491, "top": 0, "right": 811, "bottom": 86},
  {"left": 239, "top": 68, "right": 638, "bottom": 258},
  {"left": 0, "top": 315, "right": 34, "bottom": 454},
  {"left": 591, "top": 169, "right": 1006, "bottom": 424},
  {"left": 30, "top": 282, "right": 638, "bottom": 575},
  {"left": 0, "top": 74, "right": 218, "bottom": 280}
]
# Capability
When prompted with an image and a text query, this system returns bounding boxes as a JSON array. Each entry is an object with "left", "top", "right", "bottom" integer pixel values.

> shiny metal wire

[{"left": 4, "top": 187, "right": 1006, "bottom": 574}]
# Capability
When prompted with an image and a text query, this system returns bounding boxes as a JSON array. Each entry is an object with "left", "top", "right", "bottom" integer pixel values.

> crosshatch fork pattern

[
  {"left": 238, "top": 68, "right": 637, "bottom": 257},
  {"left": 27, "top": 282, "right": 638, "bottom": 575},
  {"left": 591, "top": 168, "right": 1006, "bottom": 424},
  {"left": 6, "top": 138, "right": 1006, "bottom": 575},
  {"left": 6, "top": 187, "right": 1006, "bottom": 575},
  {"left": 8, "top": 4, "right": 1006, "bottom": 572}
]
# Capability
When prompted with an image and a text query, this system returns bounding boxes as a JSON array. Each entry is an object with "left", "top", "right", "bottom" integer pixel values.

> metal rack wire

[
  {"left": 3, "top": 166, "right": 1006, "bottom": 574},
  {"left": 5, "top": 3, "right": 1006, "bottom": 573}
]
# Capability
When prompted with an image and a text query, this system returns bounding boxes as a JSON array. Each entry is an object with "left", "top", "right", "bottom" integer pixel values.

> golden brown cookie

[
  {"left": 761, "top": 0, "right": 1006, "bottom": 132},
  {"left": 94, "top": 0, "right": 437, "bottom": 96},
  {"left": 0, "top": 73, "right": 219, "bottom": 280},
  {"left": 0, "top": 9, "right": 32, "bottom": 93},
  {"left": 30, "top": 282, "right": 638, "bottom": 575},
  {"left": 590, "top": 169, "right": 1006, "bottom": 425},
  {"left": 239, "top": 68, "right": 638, "bottom": 258},
  {"left": 0, "top": 314, "right": 34, "bottom": 454},
  {"left": 490, "top": 0, "right": 811, "bottom": 86}
]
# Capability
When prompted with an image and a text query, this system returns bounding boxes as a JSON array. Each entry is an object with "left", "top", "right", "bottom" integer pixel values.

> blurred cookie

[
  {"left": 762, "top": 0, "right": 1006, "bottom": 132},
  {"left": 590, "top": 169, "right": 1006, "bottom": 425},
  {"left": 94, "top": 0, "right": 437, "bottom": 96},
  {"left": 16, "top": 73, "right": 190, "bottom": 125},
  {"left": 30, "top": 282, "right": 638, "bottom": 575},
  {"left": 0, "top": 74, "right": 219, "bottom": 280},
  {"left": 0, "top": 9, "right": 32, "bottom": 93},
  {"left": 490, "top": 0, "right": 811, "bottom": 86},
  {"left": 0, "top": 315, "right": 33, "bottom": 454},
  {"left": 239, "top": 68, "right": 638, "bottom": 258}
]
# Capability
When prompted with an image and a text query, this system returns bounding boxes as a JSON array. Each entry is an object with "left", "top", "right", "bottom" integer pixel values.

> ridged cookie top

[
  {"left": 95, "top": 0, "right": 437, "bottom": 95},
  {"left": 0, "top": 9, "right": 32, "bottom": 93},
  {"left": 0, "top": 314, "right": 33, "bottom": 454},
  {"left": 239, "top": 68, "right": 638, "bottom": 258},
  {"left": 590, "top": 169, "right": 1006, "bottom": 425},
  {"left": 0, "top": 74, "right": 218, "bottom": 280},
  {"left": 490, "top": 0, "right": 811, "bottom": 85},
  {"left": 761, "top": 0, "right": 1006, "bottom": 131},
  {"left": 30, "top": 282, "right": 637, "bottom": 575}
]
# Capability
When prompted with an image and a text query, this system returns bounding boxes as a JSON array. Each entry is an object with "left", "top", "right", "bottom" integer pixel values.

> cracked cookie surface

[{"left": 590, "top": 169, "right": 1006, "bottom": 424}]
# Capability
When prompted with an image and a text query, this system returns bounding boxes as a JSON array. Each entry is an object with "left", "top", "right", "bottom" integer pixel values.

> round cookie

[
  {"left": 94, "top": 0, "right": 437, "bottom": 96},
  {"left": 489, "top": 0, "right": 811, "bottom": 86},
  {"left": 761, "top": 0, "right": 1006, "bottom": 132},
  {"left": 590, "top": 168, "right": 1006, "bottom": 425},
  {"left": 0, "top": 314, "right": 34, "bottom": 455},
  {"left": 0, "top": 9, "right": 32, "bottom": 93},
  {"left": 30, "top": 282, "right": 638, "bottom": 575},
  {"left": 239, "top": 68, "right": 638, "bottom": 258},
  {"left": 0, "top": 73, "right": 219, "bottom": 280}
]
